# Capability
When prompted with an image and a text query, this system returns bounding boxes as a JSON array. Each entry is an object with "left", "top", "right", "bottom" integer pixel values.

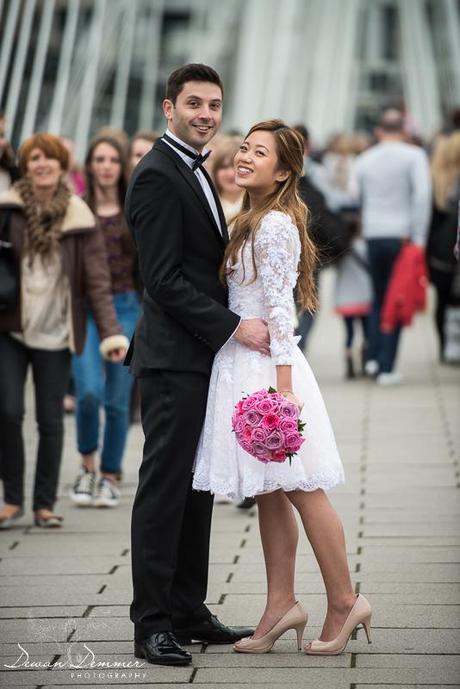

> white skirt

[{"left": 193, "top": 340, "right": 345, "bottom": 500}]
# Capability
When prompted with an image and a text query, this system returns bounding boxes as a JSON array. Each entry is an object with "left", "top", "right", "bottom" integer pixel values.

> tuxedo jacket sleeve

[{"left": 124, "top": 146, "right": 240, "bottom": 374}]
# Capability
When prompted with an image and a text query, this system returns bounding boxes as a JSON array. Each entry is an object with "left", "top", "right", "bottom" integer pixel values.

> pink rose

[
  {"left": 242, "top": 395, "right": 258, "bottom": 411},
  {"left": 262, "top": 413, "right": 281, "bottom": 430},
  {"left": 271, "top": 449, "right": 287, "bottom": 463},
  {"left": 285, "top": 433, "right": 304, "bottom": 452},
  {"left": 252, "top": 426, "right": 270, "bottom": 443},
  {"left": 242, "top": 427, "right": 253, "bottom": 442},
  {"left": 251, "top": 441, "right": 270, "bottom": 463},
  {"left": 245, "top": 410, "right": 263, "bottom": 427},
  {"left": 233, "top": 416, "right": 245, "bottom": 434},
  {"left": 241, "top": 441, "right": 253, "bottom": 454},
  {"left": 235, "top": 400, "right": 245, "bottom": 414},
  {"left": 265, "top": 430, "right": 284, "bottom": 450},
  {"left": 280, "top": 418, "right": 297, "bottom": 433},
  {"left": 255, "top": 398, "right": 278, "bottom": 414},
  {"left": 279, "top": 402, "right": 298, "bottom": 418}
]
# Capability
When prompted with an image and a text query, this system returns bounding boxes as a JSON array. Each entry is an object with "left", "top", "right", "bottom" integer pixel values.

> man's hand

[
  {"left": 107, "top": 347, "right": 128, "bottom": 363},
  {"left": 234, "top": 319, "right": 270, "bottom": 356}
]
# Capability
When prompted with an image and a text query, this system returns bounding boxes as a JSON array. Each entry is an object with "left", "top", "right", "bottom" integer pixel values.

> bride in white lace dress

[
  {"left": 193, "top": 201, "right": 344, "bottom": 497},
  {"left": 194, "top": 120, "right": 371, "bottom": 655}
]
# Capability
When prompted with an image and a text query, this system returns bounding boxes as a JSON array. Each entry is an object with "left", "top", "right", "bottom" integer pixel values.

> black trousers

[
  {"left": 430, "top": 266, "right": 456, "bottom": 357},
  {"left": 130, "top": 370, "right": 214, "bottom": 640},
  {"left": 0, "top": 334, "right": 70, "bottom": 510}
]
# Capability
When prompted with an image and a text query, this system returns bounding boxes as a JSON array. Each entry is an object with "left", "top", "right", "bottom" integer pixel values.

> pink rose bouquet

[{"left": 231, "top": 387, "right": 305, "bottom": 465}]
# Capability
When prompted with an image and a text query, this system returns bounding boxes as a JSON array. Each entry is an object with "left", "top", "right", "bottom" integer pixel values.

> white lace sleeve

[{"left": 254, "top": 211, "right": 300, "bottom": 365}]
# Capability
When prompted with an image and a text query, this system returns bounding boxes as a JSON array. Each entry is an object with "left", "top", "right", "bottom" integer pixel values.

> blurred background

[{"left": 1, "top": 0, "right": 460, "bottom": 159}]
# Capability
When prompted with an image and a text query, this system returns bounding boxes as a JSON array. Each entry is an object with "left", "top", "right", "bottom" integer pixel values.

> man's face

[{"left": 163, "top": 81, "right": 223, "bottom": 151}]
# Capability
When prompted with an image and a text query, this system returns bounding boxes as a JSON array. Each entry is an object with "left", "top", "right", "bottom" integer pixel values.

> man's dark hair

[{"left": 166, "top": 63, "right": 223, "bottom": 104}]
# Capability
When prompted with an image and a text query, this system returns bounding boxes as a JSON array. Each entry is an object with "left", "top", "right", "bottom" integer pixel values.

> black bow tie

[{"left": 163, "top": 133, "right": 211, "bottom": 171}]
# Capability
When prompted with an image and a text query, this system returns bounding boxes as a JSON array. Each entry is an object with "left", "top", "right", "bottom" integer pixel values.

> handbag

[{"left": 0, "top": 210, "right": 19, "bottom": 312}]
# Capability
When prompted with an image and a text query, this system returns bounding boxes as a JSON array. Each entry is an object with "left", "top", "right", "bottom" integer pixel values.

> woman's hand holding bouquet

[{"left": 232, "top": 387, "right": 306, "bottom": 465}]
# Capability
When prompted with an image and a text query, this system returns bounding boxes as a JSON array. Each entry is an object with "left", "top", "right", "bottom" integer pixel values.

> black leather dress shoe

[
  {"left": 134, "top": 631, "right": 192, "bottom": 666},
  {"left": 174, "top": 614, "right": 254, "bottom": 645}
]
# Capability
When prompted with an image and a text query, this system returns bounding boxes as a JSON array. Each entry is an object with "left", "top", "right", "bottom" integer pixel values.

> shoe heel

[
  {"left": 362, "top": 613, "right": 372, "bottom": 644},
  {"left": 295, "top": 621, "right": 307, "bottom": 651}
]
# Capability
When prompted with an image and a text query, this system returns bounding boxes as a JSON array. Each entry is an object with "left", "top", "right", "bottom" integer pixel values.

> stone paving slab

[
  {"left": 360, "top": 546, "right": 460, "bottom": 562},
  {"left": 361, "top": 524, "right": 460, "bottom": 537},
  {"left": 0, "top": 556, "right": 123, "bottom": 575},
  {"left": 356, "top": 653, "right": 460, "bottom": 669},
  {"left": 0, "top": 537, "right": 130, "bottom": 556},
  {"left": 190, "top": 667, "right": 416, "bottom": 683},
  {"left": 0, "top": 574, "right": 112, "bottom": 588},
  {"left": 358, "top": 537, "right": 460, "bottom": 547},
  {"left": 0, "top": 588, "right": 128, "bottom": 607},
  {"left": 0, "top": 606, "right": 87, "bottom": 619}
]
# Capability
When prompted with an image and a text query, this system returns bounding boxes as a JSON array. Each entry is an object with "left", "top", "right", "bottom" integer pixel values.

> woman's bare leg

[
  {"left": 251, "top": 490, "right": 299, "bottom": 638},
  {"left": 81, "top": 452, "right": 96, "bottom": 472},
  {"left": 285, "top": 488, "right": 356, "bottom": 641}
]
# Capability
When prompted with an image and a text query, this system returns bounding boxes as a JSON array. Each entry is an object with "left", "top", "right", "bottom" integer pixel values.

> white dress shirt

[{"left": 163, "top": 129, "right": 223, "bottom": 235}]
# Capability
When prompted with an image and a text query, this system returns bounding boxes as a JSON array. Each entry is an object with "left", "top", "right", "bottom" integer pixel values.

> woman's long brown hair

[
  {"left": 221, "top": 119, "right": 318, "bottom": 312},
  {"left": 84, "top": 135, "right": 128, "bottom": 213}
]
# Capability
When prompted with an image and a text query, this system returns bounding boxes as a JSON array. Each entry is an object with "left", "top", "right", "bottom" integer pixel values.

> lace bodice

[{"left": 228, "top": 210, "right": 300, "bottom": 365}]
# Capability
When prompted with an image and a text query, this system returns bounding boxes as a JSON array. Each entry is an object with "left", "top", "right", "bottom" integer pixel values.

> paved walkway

[{"left": 1, "top": 271, "right": 459, "bottom": 689}]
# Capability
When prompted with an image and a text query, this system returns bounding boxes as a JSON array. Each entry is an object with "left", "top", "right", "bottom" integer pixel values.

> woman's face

[
  {"left": 215, "top": 157, "right": 240, "bottom": 197},
  {"left": 26, "top": 148, "right": 62, "bottom": 192},
  {"left": 90, "top": 142, "right": 122, "bottom": 189},
  {"left": 234, "top": 131, "right": 288, "bottom": 194},
  {"left": 130, "top": 138, "right": 153, "bottom": 170}
]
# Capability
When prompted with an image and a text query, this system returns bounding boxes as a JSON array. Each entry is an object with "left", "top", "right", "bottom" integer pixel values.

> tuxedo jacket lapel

[
  {"left": 175, "top": 165, "right": 225, "bottom": 245},
  {"left": 155, "top": 140, "right": 225, "bottom": 245}
]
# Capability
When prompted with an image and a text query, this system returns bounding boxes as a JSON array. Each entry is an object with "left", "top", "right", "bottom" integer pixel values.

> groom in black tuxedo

[{"left": 124, "top": 64, "right": 270, "bottom": 666}]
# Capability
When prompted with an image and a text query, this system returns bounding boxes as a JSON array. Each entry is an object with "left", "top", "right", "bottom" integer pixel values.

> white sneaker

[
  {"left": 376, "top": 372, "right": 403, "bottom": 386},
  {"left": 93, "top": 477, "right": 120, "bottom": 508},
  {"left": 364, "top": 360, "right": 379, "bottom": 376},
  {"left": 69, "top": 469, "right": 96, "bottom": 506}
]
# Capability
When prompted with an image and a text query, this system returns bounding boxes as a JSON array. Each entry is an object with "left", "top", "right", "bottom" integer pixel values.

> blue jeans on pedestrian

[
  {"left": 366, "top": 238, "right": 402, "bottom": 374},
  {"left": 72, "top": 291, "right": 140, "bottom": 474}
]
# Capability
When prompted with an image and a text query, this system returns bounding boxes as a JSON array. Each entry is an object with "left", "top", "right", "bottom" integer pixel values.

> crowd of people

[{"left": 0, "top": 99, "right": 459, "bottom": 531}]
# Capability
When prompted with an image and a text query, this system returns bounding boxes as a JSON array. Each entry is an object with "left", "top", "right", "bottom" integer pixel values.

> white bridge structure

[{"left": 0, "top": 0, "right": 459, "bottom": 157}]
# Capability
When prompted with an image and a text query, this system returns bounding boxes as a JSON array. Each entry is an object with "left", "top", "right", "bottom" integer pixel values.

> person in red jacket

[{"left": 381, "top": 244, "right": 428, "bottom": 332}]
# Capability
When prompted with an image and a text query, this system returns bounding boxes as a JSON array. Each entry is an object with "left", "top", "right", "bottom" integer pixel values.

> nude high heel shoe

[
  {"left": 233, "top": 602, "right": 308, "bottom": 654},
  {"left": 304, "top": 594, "right": 372, "bottom": 656}
]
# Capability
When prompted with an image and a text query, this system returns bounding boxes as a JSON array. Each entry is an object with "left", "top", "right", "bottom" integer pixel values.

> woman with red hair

[{"left": 0, "top": 133, "right": 128, "bottom": 528}]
